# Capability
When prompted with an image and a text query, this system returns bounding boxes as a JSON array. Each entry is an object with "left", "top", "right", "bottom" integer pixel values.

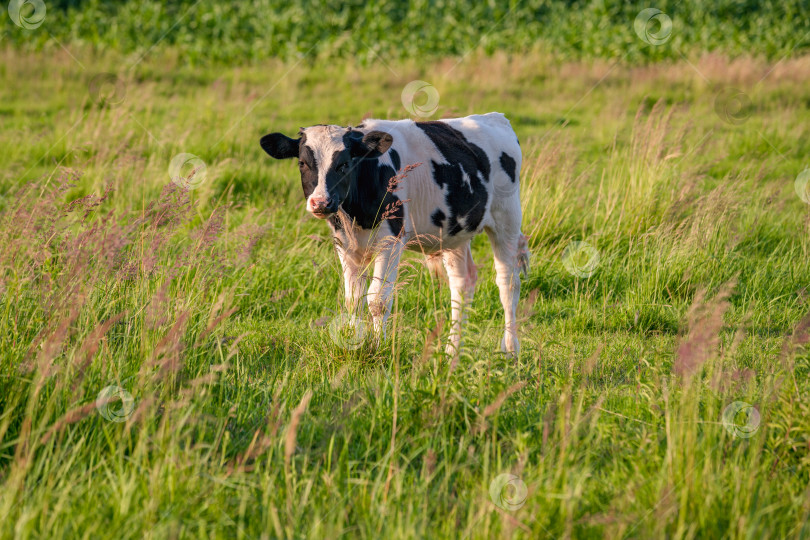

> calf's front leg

[
  {"left": 336, "top": 245, "right": 367, "bottom": 314},
  {"left": 366, "top": 236, "right": 403, "bottom": 338}
]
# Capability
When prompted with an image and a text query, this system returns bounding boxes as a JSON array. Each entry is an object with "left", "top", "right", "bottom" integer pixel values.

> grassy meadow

[{"left": 2, "top": 9, "right": 810, "bottom": 539}]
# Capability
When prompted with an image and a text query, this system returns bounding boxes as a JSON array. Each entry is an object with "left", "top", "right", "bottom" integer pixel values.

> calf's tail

[
  {"left": 517, "top": 234, "right": 530, "bottom": 277},
  {"left": 424, "top": 253, "right": 447, "bottom": 284}
]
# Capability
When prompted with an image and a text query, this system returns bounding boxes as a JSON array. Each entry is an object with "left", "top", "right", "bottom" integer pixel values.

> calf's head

[{"left": 260, "top": 125, "right": 393, "bottom": 218}]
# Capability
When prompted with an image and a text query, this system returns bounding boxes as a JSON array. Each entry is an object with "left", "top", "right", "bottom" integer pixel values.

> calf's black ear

[
  {"left": 260, "top": 133, "right": 300, "bottom": 159},
  {"left": 349, "top": 130, "right": 393, "bottom": 158}
]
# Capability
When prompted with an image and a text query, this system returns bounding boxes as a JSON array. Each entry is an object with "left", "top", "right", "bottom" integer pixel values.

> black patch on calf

[
  {"left": 431, "top": 209, "right": 446, "bottom": 228},
  {"left": 385, "top": 202, "right": 404, "bottom": 237},
  {"left": 416, "top": 121, "right": 491, "bottom": 235},
  {"left": 499, "top": 152, "right": 517, "bottom": 183},
  {"left": 340, "top": 155, "right": 404, "bottom": 237}
]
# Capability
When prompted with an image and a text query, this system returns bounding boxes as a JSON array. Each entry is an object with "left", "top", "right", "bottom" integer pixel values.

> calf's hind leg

[
  {"left": 485, "top": 228, "right": 522, "bottom": 356},
  {"left": 442, "top": 244, "right": 477, "bottom": 357}
]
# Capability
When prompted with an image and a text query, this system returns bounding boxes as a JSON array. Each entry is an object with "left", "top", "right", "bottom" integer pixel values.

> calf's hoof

[
  {"left": 445, "top": 337, "right": 461, "bottom": 359},
  {"left": 500, "top": 334, "right": 520, "bottom": 358}
]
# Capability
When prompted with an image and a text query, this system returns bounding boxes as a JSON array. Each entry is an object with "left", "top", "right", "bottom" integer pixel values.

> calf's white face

[{"left": 259, "top": 125, "right": 394, "bottom": 219}]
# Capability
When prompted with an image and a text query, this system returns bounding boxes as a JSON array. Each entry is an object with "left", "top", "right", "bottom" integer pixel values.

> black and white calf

[{"left": 260, "top": 113, "right": 529, "bottom": 355}]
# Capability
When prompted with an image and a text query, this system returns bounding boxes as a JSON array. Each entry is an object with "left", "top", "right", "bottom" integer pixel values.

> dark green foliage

[{"left": 3, "top": 0, "right": 810, "bottom": 63}]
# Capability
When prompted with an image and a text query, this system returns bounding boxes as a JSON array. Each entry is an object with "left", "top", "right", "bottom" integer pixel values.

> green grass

[{"left": 1, "top": 46, "right": 810, "bottom": 538}]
